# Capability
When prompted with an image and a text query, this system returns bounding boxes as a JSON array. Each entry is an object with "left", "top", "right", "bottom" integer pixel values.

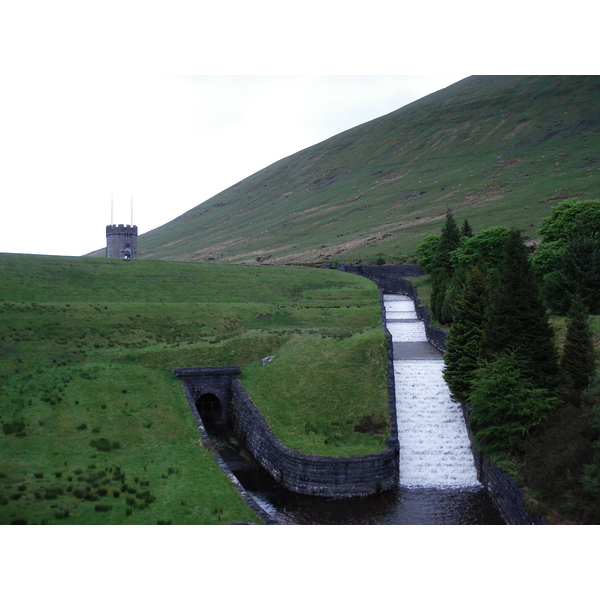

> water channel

[{"left": 205, "top": 291, "right": 505, "bottom": 525}]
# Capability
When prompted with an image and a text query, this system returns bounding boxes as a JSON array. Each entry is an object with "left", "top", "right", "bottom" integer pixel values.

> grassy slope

[
  {"left": 0, "top": 254, "right": 388, "bottom": 525},
  {"left": 125, "top": 75, "right": 600, "bottom": 265}
]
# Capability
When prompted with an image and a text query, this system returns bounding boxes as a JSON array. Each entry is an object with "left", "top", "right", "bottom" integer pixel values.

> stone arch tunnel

[{"left": 174, "top": 366, "right": 241, "bottom": 428}]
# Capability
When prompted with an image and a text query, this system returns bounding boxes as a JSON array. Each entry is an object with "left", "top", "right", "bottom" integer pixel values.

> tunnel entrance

[{"left": 195, "top": 393, "right": 223, "bottom": 425}]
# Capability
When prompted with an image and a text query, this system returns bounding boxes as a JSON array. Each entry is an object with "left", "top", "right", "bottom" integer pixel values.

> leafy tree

[
  {"left": 560, "top": 295, "right": 596, "bottom": 405},
  {"left": 468, "top": 351, "right": 558, "bottom": 453},
  {"left": 443, "top": 266, "right": 488, "bottom": 402},
  {"left": 538, "top": 198, "right": 600, "bottom": 243},
  {"left": 532, "top": 199, "right": 600, "bottom": 285},
  {"left": 414, "top": 235, "right": 440, "bottom": 273},
  {"left": 460, "top": 219, "right": 474, "bottom": 238},
  {"left": 530, "top": 239, "right": 567, "bottom": 283},
  {"left": 543, "top": 232, "right": 600, "bottom": 314},
  {"left": 482, "top": 229, "right": 560, "bottom": 392},
  {"left": 450, "top": 226, "right": 511, "bottom": 273}
]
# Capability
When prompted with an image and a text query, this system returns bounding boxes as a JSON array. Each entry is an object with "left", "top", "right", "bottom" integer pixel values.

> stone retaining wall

[
  {"left": 175, "top": 358, "right": 399, "bottom": 499},
  {"left": 229, "top": 379, "right": 398, "bottom": 497}
]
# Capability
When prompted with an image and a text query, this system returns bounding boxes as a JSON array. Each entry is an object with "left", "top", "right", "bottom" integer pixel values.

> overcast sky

[
  {"left": 0, "top": 1, "right": 595, "bottom": 258},
  {"left": 0, "top": 74, "right": 468, "bottom": 256}
]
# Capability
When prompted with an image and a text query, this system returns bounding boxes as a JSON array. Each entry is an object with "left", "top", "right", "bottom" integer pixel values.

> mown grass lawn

[{"left": 0, "top": 254, "right": 389, "bottom": 524}]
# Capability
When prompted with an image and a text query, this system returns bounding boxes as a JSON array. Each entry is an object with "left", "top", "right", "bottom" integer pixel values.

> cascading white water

[{"left": 384, "top": 294, "right": 481, "bottom": 489}]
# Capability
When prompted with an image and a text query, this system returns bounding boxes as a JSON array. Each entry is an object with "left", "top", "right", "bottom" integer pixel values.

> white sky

[
  {"left": 0, "top": 1, "right": 596, "bottom": 257},
  {"left": 1, "top": 74, "right": 467, "bottom": 256}
]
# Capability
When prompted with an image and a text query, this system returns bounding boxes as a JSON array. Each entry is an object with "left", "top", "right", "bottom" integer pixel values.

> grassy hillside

[
  {"left": 125, "top": 76, "right": 600, "bottom": 264},
  {"left": 0, "top": 254, "right": 388, "bottom": 525}
]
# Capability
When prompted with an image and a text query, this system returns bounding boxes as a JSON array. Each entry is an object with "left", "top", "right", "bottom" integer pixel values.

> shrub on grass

[
  {"left": 94, "top": 503, "right": 113, "bottom": 512},
  {"left": 53, "top": 508, "right": 70, "bottom": 519},
  {"left": 353, "top": 414, "right": 387, "bottom": 434},
  {"left": 3, "top": 420, "right": 25, "bottom": 435},
  {"left": 89, "top": 438, "right": 121, "bottom": 452},
  {"left": 72, "top": 487, "right": 85, "bottom": 499}
]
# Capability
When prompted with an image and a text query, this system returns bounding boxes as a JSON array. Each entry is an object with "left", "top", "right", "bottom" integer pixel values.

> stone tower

[{"left": 106, "top": 224, "right": 138, "bottom": 259}]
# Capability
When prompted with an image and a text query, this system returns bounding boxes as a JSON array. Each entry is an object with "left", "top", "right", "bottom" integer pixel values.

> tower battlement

[
  {"left": 106, "top": 224, "right": 138, "bottom": 235},
  {"left": 106, "top": 224, "right": 138, "bottom": 259}
]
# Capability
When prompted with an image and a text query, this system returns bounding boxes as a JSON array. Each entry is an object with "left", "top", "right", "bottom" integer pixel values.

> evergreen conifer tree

[
  {"left": 431, "top": 210, "right": 461, "bottom": 323},
  {"left": 443, "top": 265, "right": 488, "bottom": 402},
  {"left": 560, "top": 294, "right": 596, "bottom": 405},
  {"left": 460, "top": 219, "right": 474, "bottom": 238},
  {"left": 543, "top": 231, "right": 600, "bottom": 314},
  {"left": 469, "top": 351, "right": 558, "bottom": 453},
  {"left": 482, "top": 228, "right": 559, "bottom": 392}
]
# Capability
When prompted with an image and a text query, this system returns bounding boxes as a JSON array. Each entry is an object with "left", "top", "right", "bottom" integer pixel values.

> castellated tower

[{"left": 106, "top": 224, "right": 138, "bottom": 259}]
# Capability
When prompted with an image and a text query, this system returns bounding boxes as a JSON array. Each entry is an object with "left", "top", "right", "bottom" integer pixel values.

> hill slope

[{"left": 129, "top": 75, "right": 600, "bottom": 264}]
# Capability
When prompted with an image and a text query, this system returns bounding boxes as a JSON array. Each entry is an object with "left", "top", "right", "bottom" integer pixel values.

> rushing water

[
  {"left": 207, "top": 292, "right": 505, "bottom": 524},
  {"left": 384, "top": 294, "right": 481, "bottom": 489}
]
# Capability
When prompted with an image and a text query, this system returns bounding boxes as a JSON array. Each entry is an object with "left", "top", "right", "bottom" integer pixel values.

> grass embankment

[{"left": 0, "top": 254, "right": 388, "bottom": 525}]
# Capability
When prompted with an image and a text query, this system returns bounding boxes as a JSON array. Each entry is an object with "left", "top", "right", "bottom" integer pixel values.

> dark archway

[{"left": 195, "top": 393, "right": 223, "bottom": 425}]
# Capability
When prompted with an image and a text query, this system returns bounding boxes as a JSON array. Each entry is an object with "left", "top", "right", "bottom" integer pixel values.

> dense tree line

[{"left": 415, "top": 200, "right": 600, "bottom": 522}]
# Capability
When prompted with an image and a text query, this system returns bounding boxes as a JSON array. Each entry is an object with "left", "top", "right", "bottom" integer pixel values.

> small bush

[
  {"left": 354, "top": 414, "right": 387, "bottom": 434},
  {"left": 3, "top": 420, "right": 25, "bottom": 435},
  {"left": 94, "top": 503, "right": 113, "bottom": 512},
  {"left": 72, "top": 487, "right": 85, "bottom": 499},
  {"left": 89, "top": 438, "right": 120, "bottom": 452},
  {"left": 53, "top": 508, "right": 70, "bottom": 520}
]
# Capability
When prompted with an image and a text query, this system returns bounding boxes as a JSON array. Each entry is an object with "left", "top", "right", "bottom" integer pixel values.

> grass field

[{"left": 0, "top": 254, "right": 389, "bottom": 525}]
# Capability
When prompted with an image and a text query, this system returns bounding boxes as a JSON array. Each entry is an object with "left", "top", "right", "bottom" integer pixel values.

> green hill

[
  {"left": 0, "top": 254, "right": 388, "bottom": 524},
  {"left": 128, "top": 75, "right": 600, "bottom": 264}
]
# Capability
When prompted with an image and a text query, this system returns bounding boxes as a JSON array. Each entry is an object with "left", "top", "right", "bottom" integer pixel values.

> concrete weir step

[{"left": 393, "top": 341, "right": 443, "bottom": 360}]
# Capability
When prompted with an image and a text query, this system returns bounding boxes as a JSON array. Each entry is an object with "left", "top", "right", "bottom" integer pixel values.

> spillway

[{"left": 384, "top": 294, "right": 481, "bottom": 489}]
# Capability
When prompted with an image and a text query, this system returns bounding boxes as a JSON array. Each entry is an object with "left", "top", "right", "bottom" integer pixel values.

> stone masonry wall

[
  {"left": 174, "top": 364, "right": 399, "bottom": 499},
  {"left": 229, "top": 380, "right": 398, "bottom": 497}
]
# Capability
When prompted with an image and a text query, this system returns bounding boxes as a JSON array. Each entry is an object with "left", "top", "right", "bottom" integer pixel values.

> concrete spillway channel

[{"left": 383, "top": 294, "right": 481, "bottom": 489}]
